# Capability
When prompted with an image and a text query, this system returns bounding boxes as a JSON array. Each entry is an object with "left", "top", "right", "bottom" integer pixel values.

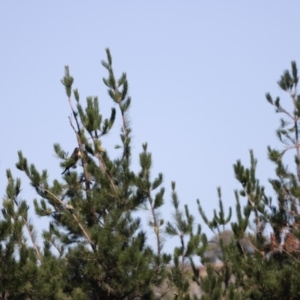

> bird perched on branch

[{"left": 61, "top": 147, "right": 82, "bottom": 175}]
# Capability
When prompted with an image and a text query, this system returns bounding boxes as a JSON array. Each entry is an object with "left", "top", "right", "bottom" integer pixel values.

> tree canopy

[{"left": 1, "top": 50, "right": 300, "bottom": 299}]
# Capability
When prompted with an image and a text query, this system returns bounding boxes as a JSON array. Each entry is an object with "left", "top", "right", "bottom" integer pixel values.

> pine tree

[{"left": 179, "top": 61, "right": 300, "bottom": 299}]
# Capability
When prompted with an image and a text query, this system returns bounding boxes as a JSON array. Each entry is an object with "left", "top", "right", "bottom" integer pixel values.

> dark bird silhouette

[{"left": 61, "top": 147, "right": 82, "bottom": 175}]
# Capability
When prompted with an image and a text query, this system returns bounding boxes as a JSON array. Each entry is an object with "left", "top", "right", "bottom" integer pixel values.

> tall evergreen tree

[{"left": 3, "top": 49, "right": 170, "bottom": 299}]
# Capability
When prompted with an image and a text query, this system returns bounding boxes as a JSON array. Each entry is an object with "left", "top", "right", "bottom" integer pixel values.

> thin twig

[
  {"left": 244, "top": 189, "right": 262, "bottom": 236},
  {"left": 148, "top": 192, "right": 162, "bottom": 258},
  {"left": 277, "top": 106, "right": 294, "bottom": 119},
  {"left": 95, "top": 151, "right": 118, "bottom": 194},
  {"left": 243, "top": 235, "right": 264, "bottom": 257},
  {"left": 42, "top": 186, "right": 94, "bottom": 246},
  {"left": 67, "top": 97, "right": 91, "bottom": 191}
]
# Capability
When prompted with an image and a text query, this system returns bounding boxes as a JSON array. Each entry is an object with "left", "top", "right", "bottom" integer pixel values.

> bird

[{"left": 61, "top": 147, "right": 82, "bottom": 175}]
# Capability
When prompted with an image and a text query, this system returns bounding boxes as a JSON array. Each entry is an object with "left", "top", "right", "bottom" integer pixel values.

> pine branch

[
  {"left": 94, "top": 151, "right": 118, "bottom": 194},
  {"left": 118, "top": 100, "right": 131, "bottom": 161},
  {"left": 60, "top": 66, "right": 92, "bottom": 191},
  {"left": 242, "top": 234, "right": 264, "bottom": 257},
  {"left": 67, "top": 100, "right": 91, "bottom": 192},
  {"left": 5, "top": 171, "right": 43, "bottom": 263},
  {"left": 17, "top": 204, "right": 42, "bottom": 263},
  {"left": 42, "top": 186, "right": 94, "bottom": 247},
  {"left": 290, "top": 87, "right": 300, "bottom": 179},
  {"left": 148, "top": 192, "right": 163, "bottom": 257}
]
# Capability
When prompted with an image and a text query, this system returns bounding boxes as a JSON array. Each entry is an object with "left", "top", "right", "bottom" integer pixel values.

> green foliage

[
  {"left": 2, "top": 52, "right": 300, "bottom": 299},
  {"left": 1, "top": 49, "right": 169, "bottom": 299}
]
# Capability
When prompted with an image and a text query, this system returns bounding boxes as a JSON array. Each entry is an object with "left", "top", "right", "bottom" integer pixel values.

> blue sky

[{"left": 1, "top": 2, "right": 300, "bottom": 256}]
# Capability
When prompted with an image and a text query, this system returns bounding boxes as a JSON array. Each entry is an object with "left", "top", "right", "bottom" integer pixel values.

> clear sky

[{"left": 1, "top": 2, "right": 300, "bottom": 257}]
